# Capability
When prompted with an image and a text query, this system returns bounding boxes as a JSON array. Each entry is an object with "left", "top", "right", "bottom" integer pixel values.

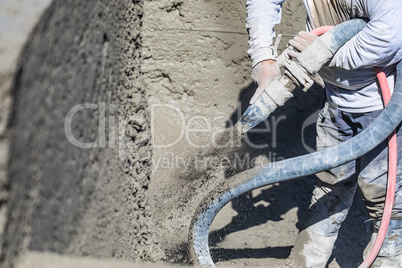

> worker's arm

[
  {"left": 330, "top": 0, "right": 402, "bottom": 70},
  {"left": 246, "top": 0, "right": 285, "bottom": 104},
  {"left": 246, "top": 0, "right": 285, "bottom": 67}
]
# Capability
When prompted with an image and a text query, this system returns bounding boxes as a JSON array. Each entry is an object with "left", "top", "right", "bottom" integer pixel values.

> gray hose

[{"left": 189, "top": 23, "right": 402, "bottom": 267}]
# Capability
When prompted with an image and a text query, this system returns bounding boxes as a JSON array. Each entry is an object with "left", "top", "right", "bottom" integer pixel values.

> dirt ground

[{"left": 1, "top": 0, "right": 374, "bottom": 267}]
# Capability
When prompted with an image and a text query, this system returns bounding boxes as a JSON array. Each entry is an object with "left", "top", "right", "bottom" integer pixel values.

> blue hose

[{"left": 189, "top": 21, "right": 402, "bottom": 267}]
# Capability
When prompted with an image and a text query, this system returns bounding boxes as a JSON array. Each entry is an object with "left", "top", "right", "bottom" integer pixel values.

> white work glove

[
  {"left": 250, "top": 59, "right": 281, "bottom": 104},
  {"left": 287, "top": 31, "right": 318, "bottom": 58}
]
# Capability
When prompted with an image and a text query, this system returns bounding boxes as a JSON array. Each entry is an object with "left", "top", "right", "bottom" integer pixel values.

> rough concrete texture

[
  {"left": 1, "top": 0, "right": 374, "bottom": 267},
  {"left": 2, "top": 0, "right": 162, "bottom": 267}
]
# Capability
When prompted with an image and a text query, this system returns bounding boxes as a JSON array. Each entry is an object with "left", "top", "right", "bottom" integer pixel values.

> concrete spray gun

[
  {"left": 190, "top": 19, "right": 401, "bottom": 268},
  {"left": 235, "top": 25, "right": 347, "bottom": 134}
]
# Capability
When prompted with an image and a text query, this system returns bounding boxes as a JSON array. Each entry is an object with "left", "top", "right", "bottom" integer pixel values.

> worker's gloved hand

[
  {"left": 287, "top": 31, "right": 319, "bottom": 58},
  {"left": 250, "top": 59, "right": 281, "bottom": 104}
]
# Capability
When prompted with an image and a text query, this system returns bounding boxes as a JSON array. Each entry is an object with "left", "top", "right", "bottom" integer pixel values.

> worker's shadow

[{"left": 208, "top": 82, "right": 372, "bottom": 267}]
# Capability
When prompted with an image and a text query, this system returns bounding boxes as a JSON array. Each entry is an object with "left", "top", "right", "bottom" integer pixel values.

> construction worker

[{"left": 246, "top": 0, "right": 402, "bottom": 267}]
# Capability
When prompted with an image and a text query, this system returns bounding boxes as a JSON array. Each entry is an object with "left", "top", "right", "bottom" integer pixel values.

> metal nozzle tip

[{"left": 234, "top": 122, "right": 245, "bottom": 135}]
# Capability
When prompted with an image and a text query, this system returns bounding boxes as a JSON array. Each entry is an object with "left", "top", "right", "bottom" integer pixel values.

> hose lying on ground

[{"left": 189, "top": 20, "right": 402, "bottom": 268}]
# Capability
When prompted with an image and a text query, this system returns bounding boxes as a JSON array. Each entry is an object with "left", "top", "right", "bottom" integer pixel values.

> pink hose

[
  {"left": 309, "top": 26, "right": 397, "bottom": 268},
  {"left": 358, "top": 69, "right": 397, "bottom": 268},
  {"left": 309, "top": 26, "right": 336, "bottom": 36}
]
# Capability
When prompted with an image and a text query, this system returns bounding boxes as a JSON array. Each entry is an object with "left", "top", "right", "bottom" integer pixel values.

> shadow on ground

[{"left": 204, "top": 83, "right": 372, "bottom": 266}]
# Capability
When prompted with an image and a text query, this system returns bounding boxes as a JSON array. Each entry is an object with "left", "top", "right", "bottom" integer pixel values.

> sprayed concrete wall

[
  {"left": 2, "top": 0, "right": 162, "bottom": 266},
  {"left": 0, "top": 0, "right": 52, "bottom": 254}
]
